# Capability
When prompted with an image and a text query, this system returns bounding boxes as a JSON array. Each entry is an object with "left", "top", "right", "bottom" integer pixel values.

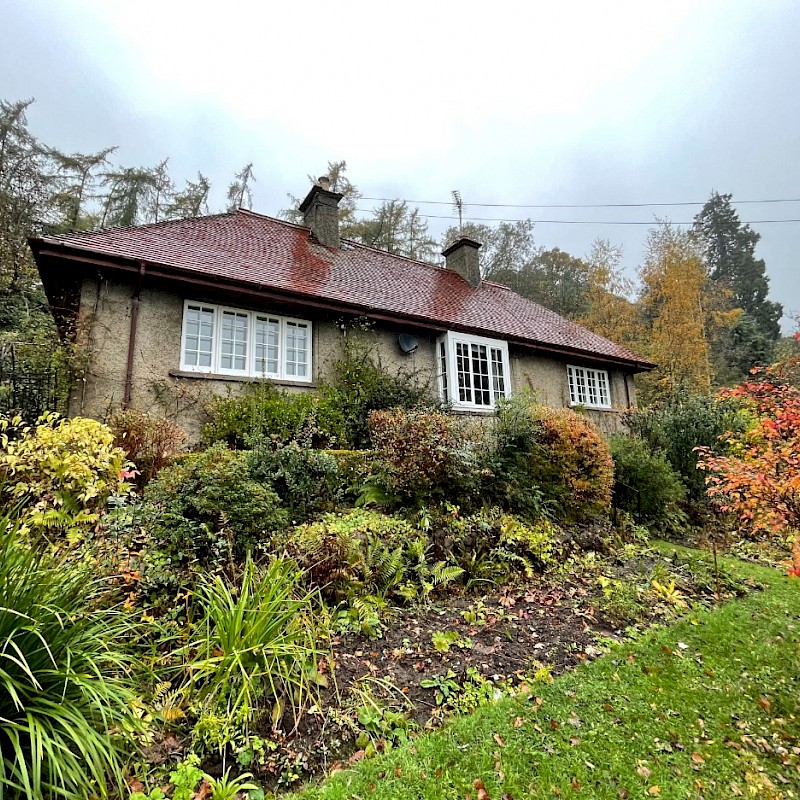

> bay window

[
  {"left": 180, "top": 301, "right": 312, "bottom": 381},
  {"left": 437, "top": 332, "right": 510, "bottom": 410}
]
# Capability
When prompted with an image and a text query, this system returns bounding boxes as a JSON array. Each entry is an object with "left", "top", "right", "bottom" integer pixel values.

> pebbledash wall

[{"left": 72, "top": 275, "right": 635, "bottom": 442}]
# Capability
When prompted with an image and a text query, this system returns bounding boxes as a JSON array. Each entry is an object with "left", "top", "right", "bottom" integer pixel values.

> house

[{"left": 28, "top": 181, "right": 654, "bottom": 441}]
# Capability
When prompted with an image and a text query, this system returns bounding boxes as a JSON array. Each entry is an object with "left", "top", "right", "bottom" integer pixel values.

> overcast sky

[{"left": 2, "top": 0, "right": 798, "bottom": 330}]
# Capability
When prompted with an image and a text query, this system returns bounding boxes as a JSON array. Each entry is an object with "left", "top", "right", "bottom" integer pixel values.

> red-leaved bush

[{"left": 696, "top": 335, "right": 800, "bottom": 577}]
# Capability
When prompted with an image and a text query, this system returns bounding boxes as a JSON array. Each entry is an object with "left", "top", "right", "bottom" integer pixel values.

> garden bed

[{"left": 136, "top": 541, "right": 757, "bottom": 793}]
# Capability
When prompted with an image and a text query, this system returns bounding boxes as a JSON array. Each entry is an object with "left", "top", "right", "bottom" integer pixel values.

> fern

[{"left": 429, "top": 561, "right": 465, "bottom": 587}]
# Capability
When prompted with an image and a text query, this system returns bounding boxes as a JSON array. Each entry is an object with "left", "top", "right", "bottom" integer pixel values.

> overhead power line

[
  {"left": 359, "top": 196, "right": 800, "bottom": 209},
  {"left": 354, "top": 208, "right": 800, "bottom": 226}
]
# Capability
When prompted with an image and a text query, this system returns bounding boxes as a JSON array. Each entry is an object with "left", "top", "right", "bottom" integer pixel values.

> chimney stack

[
  {"left": 442, "top": 236, "right": 482, "bottom": 287},
  {"left": 299, "top": 177, "right": 343, "bottom": 248}
]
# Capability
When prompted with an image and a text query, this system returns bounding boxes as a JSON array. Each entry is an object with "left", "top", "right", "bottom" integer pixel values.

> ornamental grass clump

[
  {"left": 0, "top": 512, "right": 140, "bottom": 799},
  {"left": 187, "top": 557, "right": 325, "bottom": 732}
]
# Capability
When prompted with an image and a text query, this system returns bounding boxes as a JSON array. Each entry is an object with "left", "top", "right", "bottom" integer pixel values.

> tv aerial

[{"left": 452, "top": 190, "right": 463, "bottom": 231}]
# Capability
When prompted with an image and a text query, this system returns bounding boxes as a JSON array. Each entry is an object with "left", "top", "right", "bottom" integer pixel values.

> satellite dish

[{"left": 398, "top": 333, "right": 419, "bottom": 354}]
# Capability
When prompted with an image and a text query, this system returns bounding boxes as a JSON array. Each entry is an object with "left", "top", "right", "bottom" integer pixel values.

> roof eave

[{"left": 29, "top": 237, "right": 657, "bottom": 374}]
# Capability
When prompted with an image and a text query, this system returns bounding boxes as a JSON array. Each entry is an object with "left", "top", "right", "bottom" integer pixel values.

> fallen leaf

[
  {"left": 636, "top": 765, "right": 652, "bottom": 780},
  {"left": 513, "top": 717, "right": 524, "bottom": 729},
  {"left": 758, "top": 696, "right": 771, "bottom": 712},
  {"left": 435, "top": 767, "right": 443, "bottom": 778},
  {"left": 647, "top": 786, "right": 661, "bottom": 796},
  {"left": 472, "top": 778, "right": 491, "bottom": 800},
  {"left": 193, "top": 780, "right": 213, "bottom": 800},
  {"left": 618, "top": 790, "right": 629, "bottom": 799},
  {"left": 571, "top": 777, "right": 581, "bottom": 790},
  {"left": 691, "top": 752, "right": 705, "bottom": 764},
  {"left": 549, "top": 719, "right": 559, "bottom": 730},
  {"left": 395, "top": 767, "right": 403, "bottom": 777},
  {"left": 348, "top": 749, "right": 366, "bottom": 765},
  {"left": 494, "top": 733, "right": 505, "bottom": 747}
]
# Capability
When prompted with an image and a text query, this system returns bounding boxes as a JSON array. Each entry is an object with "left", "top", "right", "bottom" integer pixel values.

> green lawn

[{"left": 287, "top": 548, "right": 800, "bottom": 799}]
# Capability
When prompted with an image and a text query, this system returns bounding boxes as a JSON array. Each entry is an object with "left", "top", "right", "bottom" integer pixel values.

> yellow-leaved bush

[{"left": 0, "top": 413, "right": 131, "bottom": 538}]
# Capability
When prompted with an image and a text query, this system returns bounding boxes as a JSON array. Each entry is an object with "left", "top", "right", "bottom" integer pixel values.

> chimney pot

[
  {"left": 318, "top": 176, "right": 331, "bottom": 191},
  {"left": 442, "top": 236, "right": 482, "bottom": 287}
]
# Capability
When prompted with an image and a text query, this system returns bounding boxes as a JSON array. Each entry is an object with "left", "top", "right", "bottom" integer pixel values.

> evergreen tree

[
  {"left": 693, "top": 192, "right": 783, "bottom": 342},
  {"left": 164, "top": 172, "right": 211, "bottom": 219},
  {"left": 226, "top": 162, "right": 256, "bottom": 211},
  {"left": 349, "top": 200, "right": 438, "bottom": 262},
  {"left": 441, "top": 219, "right": 538, "bottom": 279},
  {"left": 49, "top": 146, "right": 115, "bottom": 231},
  {"left": 0, "top": 99, "right": 52, "bottom": 327}
]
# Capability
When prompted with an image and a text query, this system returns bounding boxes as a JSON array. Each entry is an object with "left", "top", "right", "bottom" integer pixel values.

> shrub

[
  {"left": 143, "top": 443, "right": 287, "bottom": 565},
  {"left": 317, "top": 335, "right": 436, "bottom": 449},
  {"left": 202, "top": 336, "right": 435, "bottom": 451},
  {"left": 249, "top": 440, "right": 340, "bottom": 521},
  {"left": 608, "top": 434, "right": 686, "bottom": 529},
  {"left": 0, "top": 511, "right": 140, "bottom": 799},
  {"left": 426, "top": 506, "right": 558, "bottom": 585},
  {"left": 187, "top": 557, "right": 323, "bottom": 732},
  {"left": 368, "top": 409, "right": 483, "bottom": 507},
  {"left": 109, "top": 408, "right": 186, "bottom": 484},
  {"left": 286, "top": 509, "right": 459, "bottom": 604},
  {"left": 493, "top": 397, "right": 614, "bottom": 520},
  {"left": 326, "top": 449, "right": 375, "bottom": 501},
  {"left": 204, "top": 382, "right": 346, "bottom": 450},
  {"left": 624, "top": 394, "right": 747, "bottom": 501},
  {"left": 0, "top": 413, "right": 130, "bottom": 539}
]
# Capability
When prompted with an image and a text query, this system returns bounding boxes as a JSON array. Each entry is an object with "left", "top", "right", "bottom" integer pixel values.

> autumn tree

[
  {"left": 637, "top": 225, "right": 713, "bottom": 402},
  {"left": 697, "top": 337, "right": 800, "bottom": 577},
  {"left": 578, "top": 238, "right": 641, "bottom": 351}
]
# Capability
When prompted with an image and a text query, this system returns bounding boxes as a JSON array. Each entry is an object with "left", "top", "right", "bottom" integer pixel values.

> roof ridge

[{"left": 52, "top": 210, "right": 240, "bottom": 240}]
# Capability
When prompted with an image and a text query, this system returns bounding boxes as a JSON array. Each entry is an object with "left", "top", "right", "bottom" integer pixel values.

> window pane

[
  {"left": 439, "top": 340, "right": 448, "bottom": 398},
  {"left": 285, "top": 321, "right": 309, "bottom": 378},
  {"left": 597, "top": 370, "right": 610, "bottom": 406},
  {"left": 184, "top": 305, "right": 214, "bottom": 369},
  {"left": 456, "top": 342, "right": 472, "bottom": 402},
  {"left": 220, "top": 310, "right": 248, "bottom": 371},
  {"left": 586, "top": 370, "right": 598, "bottom": 406},
  {"left": 491, "top": 347, "right": 505, "bottom": 401},
  {"left": 254, "top": 316, "right": 280, "bottom": 375},
  {"left": 471, "top": 343, "right": 490, "bottom": 405},
  {"left": 574, "top": 368, "right": 587, "bottom": 404}
]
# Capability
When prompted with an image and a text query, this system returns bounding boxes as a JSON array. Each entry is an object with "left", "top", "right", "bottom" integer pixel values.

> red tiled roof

[{"left": 31, "top": 210, "right": 653, "bottom": 369}]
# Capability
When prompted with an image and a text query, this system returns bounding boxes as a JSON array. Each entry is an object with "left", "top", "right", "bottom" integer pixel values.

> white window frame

[
  {"left": 437, "top": 331, "right": 511, "bottom": 411},
  {"left": 566, "top": 364, "right": 611, "bottom": 409},
  {"left": 180, "top": 300, "right": 312, "bottom": 382}
]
